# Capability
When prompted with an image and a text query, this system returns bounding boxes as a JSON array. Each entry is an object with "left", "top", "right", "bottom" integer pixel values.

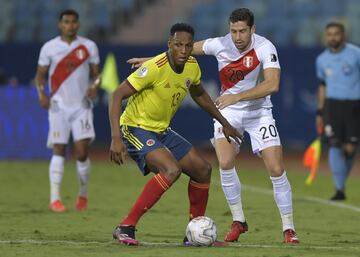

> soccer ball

[{"left": 185, "top": 216, "right": 217, "bottom": 246}]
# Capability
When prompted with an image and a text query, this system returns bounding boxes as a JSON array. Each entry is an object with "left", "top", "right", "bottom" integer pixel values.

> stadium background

[{"left": 0, "top": 0, "right": 359, "bottom": 159}]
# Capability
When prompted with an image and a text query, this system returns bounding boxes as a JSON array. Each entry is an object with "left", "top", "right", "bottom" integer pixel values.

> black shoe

[
  {"left": 183, "top": 236, "right": 193, "bottom": 246},
  {"left": 113, "top": 225, "right": 139, "bottom": 246},
  {"left": 330, "top": 190, "right": 346, "bottom": 201}
]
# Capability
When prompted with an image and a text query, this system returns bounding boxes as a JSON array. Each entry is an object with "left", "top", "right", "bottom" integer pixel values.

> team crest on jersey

[
  {"left": 185, "top": 78, "right": 192, "bottom": 88},
  {"left": 146, "top": 139, "right": 155, "bottom": 146},
  {"left": 76, "top": 49, "right": 86, "bottom": 60},
  {"left": 243, "top": 56, "right": 253, "bottom": 68},
  {"left": 137, "top": 67, "right": 148, "bottom": 78}
]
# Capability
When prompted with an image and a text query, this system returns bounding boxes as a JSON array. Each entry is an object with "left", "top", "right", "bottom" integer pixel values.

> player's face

[
  {"left": 168, "top": 31, "right": 194, "bottom": 66},
  {"left": 325, "top": 26, "right": 345, "bottom": 50},
  {"left": 58, "top": 15, "right": 79, "bottom": 38},
  {"left": 229, "top": 21, "right": 255, "bottom": 51}
]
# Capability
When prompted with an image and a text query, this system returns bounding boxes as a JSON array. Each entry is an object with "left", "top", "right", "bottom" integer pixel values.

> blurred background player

[
  {"left": 109, "top": 23, "right": 242, "bottom": 246},
  {"left": 128, "top": 8, "right": 299, "bottom": 244},
  {"left": 35, "top": 9, "right": 101, "bottom": 212},
  {"left": 315, "top": 22, "right": 360, "bottom": 201}
]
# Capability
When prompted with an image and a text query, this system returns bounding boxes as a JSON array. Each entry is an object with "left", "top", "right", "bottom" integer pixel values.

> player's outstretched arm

[
  {"left": 126, "top": 57, "right": 152, "bottom": 69},
  {"left": 34, "top": 65, "right": 50, "bottom": 109},
  {"left": 192, "top": 40, "right": 206, "bottom": 55},
  {"left": 109, "top": 80, "right": 137, "bottom": 165},
  {"left": 126, "top": 40, "right": 206, "bottom": 69},
  {"left": 216, "top": 68, "right": 280, "bottom": 109},
  {"left": 189, "top": 83, "right": 243, "bottom": 144}
]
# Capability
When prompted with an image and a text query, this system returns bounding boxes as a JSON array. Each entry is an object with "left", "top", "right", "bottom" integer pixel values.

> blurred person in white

[
  {"left": 35, "top": 9, "right": 101, "bottom": 213},
  {"left": 128, "top": 8, "right": 299, "bottom": 244}
]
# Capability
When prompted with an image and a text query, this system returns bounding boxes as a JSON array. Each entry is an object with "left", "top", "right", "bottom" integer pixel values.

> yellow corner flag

[
  {"left": 101, "top": 53, "right": 119, "bottom": 93},
  {"left": 303, "top": 138, "right": 322, "bottom": 185}
]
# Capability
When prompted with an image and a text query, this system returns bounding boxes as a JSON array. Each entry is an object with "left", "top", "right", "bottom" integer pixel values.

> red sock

[
  {"left": 188, "top": 180, "right": 210, "bottom": 220},
  {"left": 121, "top": 174, "right": 172, "bottom": 226}
]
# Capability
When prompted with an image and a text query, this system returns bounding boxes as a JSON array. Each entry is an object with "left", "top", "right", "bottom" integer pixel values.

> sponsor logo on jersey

[
  {"left": 137, "top": 67, "right": 148, "bottom": 78},
  {"left": 76, "top": 49, "right": 86, "bottom": 60},
  {"left": 146, "top": 139, "right": 155, "bottom": 146},
  {"left": 185, "top": 78, "right": 192, "bottom": 88},
  {"left": 270, "top": 54, "right": 277, "bottom": 62},
  {"left": 243, "top": 56, "right": 253, "bottom": 68}
]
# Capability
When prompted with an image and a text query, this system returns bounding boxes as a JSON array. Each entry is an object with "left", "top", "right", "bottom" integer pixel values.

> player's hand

[
  {"left": 110, "top": 138, "right": 128, "bottom": 165},
  {"left": 86, "top": 86, "right": 98, "bottom": 99},
  {"left": 127, "top": 57, "right": 148, "bottom": 69},
  {"left": 39, "top": 94, "right": 50, "bottom": 109},
  {"left": 222, "top": 124, "right": 244, "bottom": 145},
  {"left": 215, "top": 94, "right": 239, "bottom": 109},
  {"left": 316, "top": 115, "right": 324, "bottom": 136}
]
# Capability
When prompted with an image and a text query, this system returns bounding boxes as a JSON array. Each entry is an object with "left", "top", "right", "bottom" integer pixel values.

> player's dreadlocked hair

[
  {"left": 59, "top": 9, "right": 79, "bottom": 21},
  {"left": 170, "top": 23, "right": 195, "bottom": 37},
  {"left": 229, "top": 8, "right": 254, "bottom": 27}
]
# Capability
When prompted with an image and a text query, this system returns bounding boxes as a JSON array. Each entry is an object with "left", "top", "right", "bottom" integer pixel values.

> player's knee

[
  {"left": 269, "top": 165, "right": 284, "bottom": 177},
  {"left": 76, "top": 151, "right": 88, "bottom": 162},
  {"left": 164, "top": 164, "right": 182, "bottom": 183},
  {"left": 344, "top": 147, "right": 356, "bottom": 159},
  {"left": 218, "top": 157, "right": 235, "bottom": 170},
  {"left": 198, "top": 161, "right": 212, "bottom": 182}
]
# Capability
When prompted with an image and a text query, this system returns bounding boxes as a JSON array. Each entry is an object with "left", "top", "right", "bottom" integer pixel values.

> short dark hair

[
  {"left": 229, "top": 8, "right": 254, "bottom": 27},
  {"left": 59, "top": 9, "right": 79, "bottom": 21},
  {"left": 326, "top": 21, "right": 345, "bottom": 33},
  {"left": 170, "top": 23, "right": 195, "bottom": 37}
]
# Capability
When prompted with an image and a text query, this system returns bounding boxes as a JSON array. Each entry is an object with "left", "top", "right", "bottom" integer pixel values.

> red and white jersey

[
  {"left": 38, "top": 36, "right": 100, "bottom": 107},
  {"left": 203, "top": 33, "right": 280, "bottom": 110}
]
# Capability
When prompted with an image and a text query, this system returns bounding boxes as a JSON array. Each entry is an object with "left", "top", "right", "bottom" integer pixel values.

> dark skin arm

[
  {"left": 189, "top": 83, "right": 243, "bottom": 144},
  {"left": 109, "top": 80, "right": 137, "bottom": 165}
]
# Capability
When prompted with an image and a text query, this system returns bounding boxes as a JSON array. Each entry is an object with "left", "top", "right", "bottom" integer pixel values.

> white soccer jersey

[
  {"left": 203, "top": 33, "right": 280, "bottom": 110},
  {"left": 38, "top": 36, "right": 100, "bottom": 107}
]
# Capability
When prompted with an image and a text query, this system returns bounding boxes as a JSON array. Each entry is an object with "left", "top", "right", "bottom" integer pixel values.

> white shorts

[
  {"left": 47, "top": 99, "right": 95, "bottom": 148},
  {"left": 213, "top": 107, "right": 281, "bottom": 154}
]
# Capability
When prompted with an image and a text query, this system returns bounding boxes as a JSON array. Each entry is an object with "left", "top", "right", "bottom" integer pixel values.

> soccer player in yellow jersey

[{"left": 109, "top": 23, "right": 243, "bottom": 246}]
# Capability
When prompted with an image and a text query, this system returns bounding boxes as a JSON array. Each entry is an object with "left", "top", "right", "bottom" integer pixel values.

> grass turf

[{"left": 0, "top": 159, "right": 359, "bottom": 257}]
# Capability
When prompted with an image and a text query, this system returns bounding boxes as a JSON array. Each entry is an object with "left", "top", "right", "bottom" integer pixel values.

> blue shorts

[{"left": 121, "top": 125, "right": 192, "bottom": 175}]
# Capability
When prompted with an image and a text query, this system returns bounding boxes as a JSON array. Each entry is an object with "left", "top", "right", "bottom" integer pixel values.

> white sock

[
  {"left": 270, "top": 171, "right": 295, "bottom": 231},
  {"left": 76, "top": 158, "right": 91, "bottom": 198},
  {"left": 220, "top": 168, "right": 246, "bottom": 222},
  {"left": 49, "top": 155, "right": 65, "bottom": 203}
]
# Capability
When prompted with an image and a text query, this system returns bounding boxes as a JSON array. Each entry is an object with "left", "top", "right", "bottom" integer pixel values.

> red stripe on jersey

[
  {"left": 219, "top": 48, "right": 260, "bottom": 92},
  {"left": 50, "top": 44, "right": 90, "bottom": 95}
]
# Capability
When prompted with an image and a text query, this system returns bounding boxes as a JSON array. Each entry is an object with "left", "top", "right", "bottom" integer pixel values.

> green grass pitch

[{"left": 0, "top": 158, "right": 359, "bottom": 257}]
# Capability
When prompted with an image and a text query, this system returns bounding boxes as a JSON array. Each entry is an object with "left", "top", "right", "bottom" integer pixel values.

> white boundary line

[
  {"left": 243, "top": 184, "right": 360, "bottom": 213},
  {"left": 0, "top": 239, "right": 359, "bottom": 251}
]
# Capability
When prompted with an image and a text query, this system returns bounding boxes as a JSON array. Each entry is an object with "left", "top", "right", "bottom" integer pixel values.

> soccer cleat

[
  {"left": 330, "top": 190, "right": 346, "bottom": 201},
  {"left": 283, "top": 229, "right": 299, "bottom": 244},
  {"left": 49, "top": 200, "right": 67, "bottom": 213},
  {"left": 75, "top": 196, "right": 88, "bottom": 211},
  {"left": 113, "top": 225, "right": 139, "bottom": 246},
  {"left": 224, "top": 221, "right": 248, "bottom": 242}
]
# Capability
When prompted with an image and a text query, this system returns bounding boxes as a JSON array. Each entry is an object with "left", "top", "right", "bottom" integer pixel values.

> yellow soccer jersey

[{"left": 120, "top": 52, "right": 201, "bottom": 133}]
